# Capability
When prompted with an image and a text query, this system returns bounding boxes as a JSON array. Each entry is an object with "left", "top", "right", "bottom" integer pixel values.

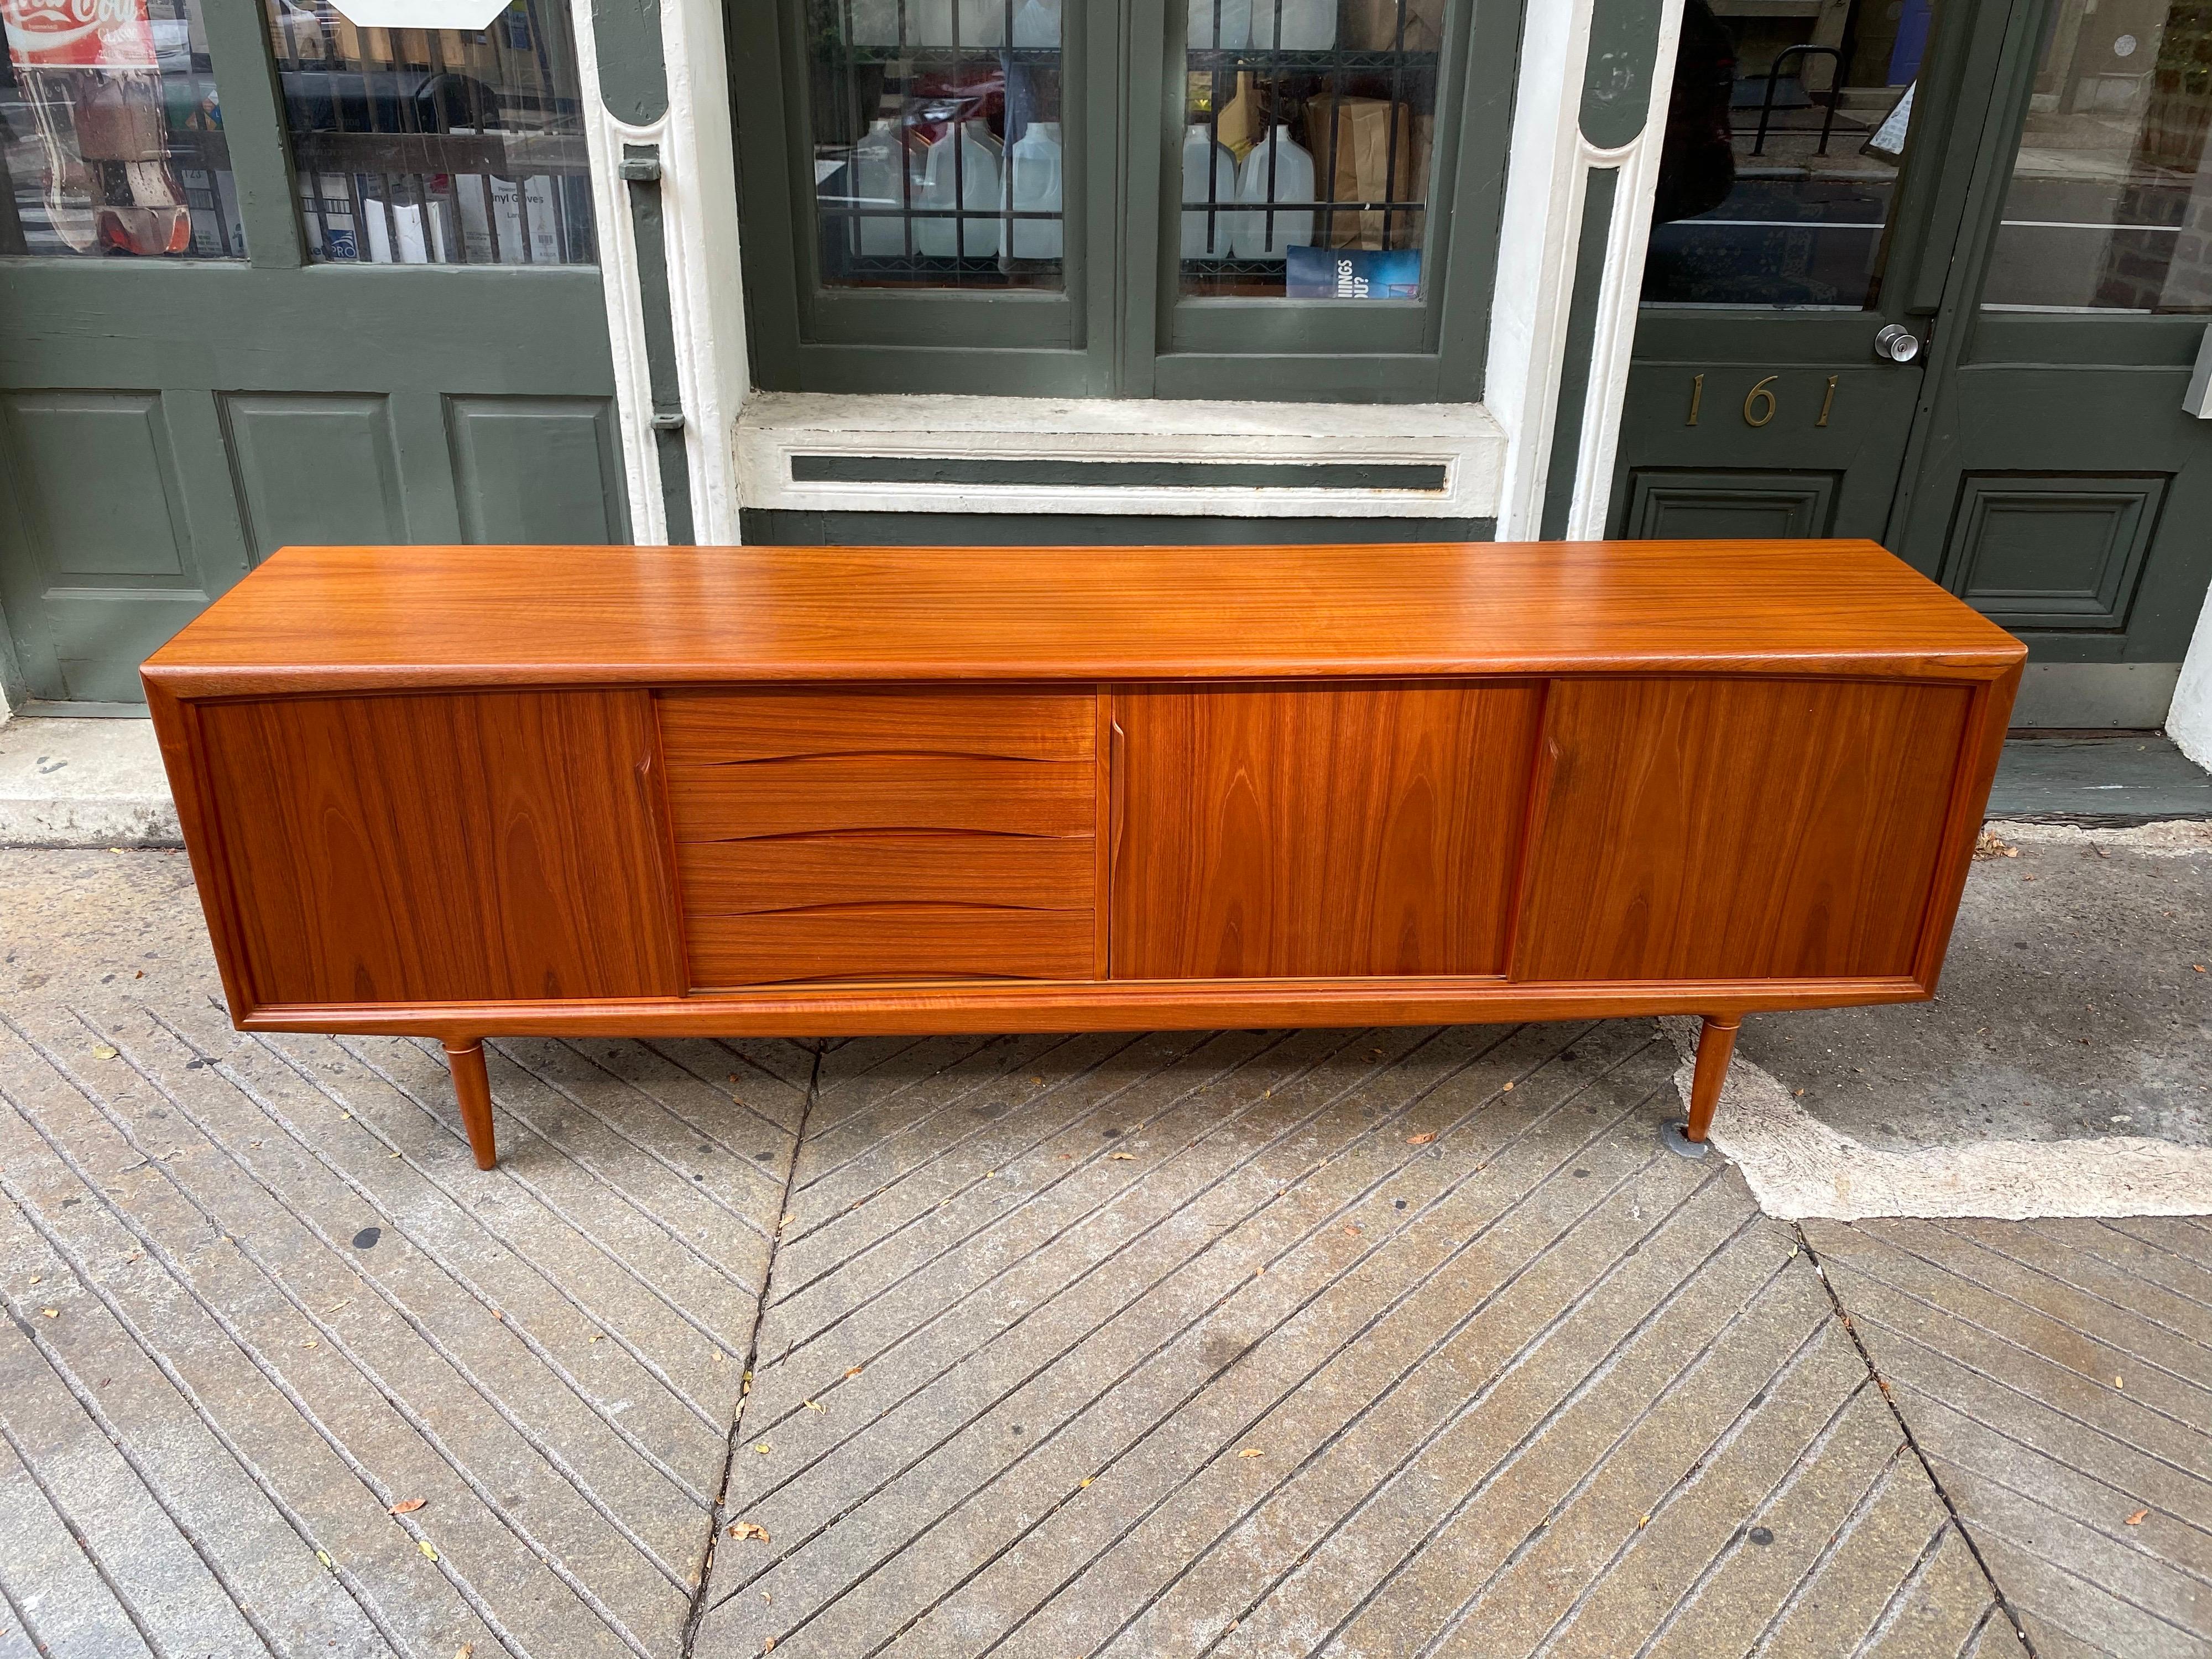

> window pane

[
  {"left": 1642, "top": 0, "right": 1932, "bottom": 309},
  {"left": 805, "top": 0, "right": 1066, "bottom": 293},
  {"left": 1, "top": 0, "right": 240, "bottom": 257},
  {"left": 1178, "top": 1, "right": 1441, "bottom": 301},
  {"left": 1984, "top": 0, "right": 2212, "bottom": 311},
  {"left": 268, "top": 0, "right": 593, "bottom": 265}
]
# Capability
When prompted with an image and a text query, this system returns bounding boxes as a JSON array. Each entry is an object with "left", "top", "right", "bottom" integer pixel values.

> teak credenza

[{"left": 143, "top": 540, "right": 2026, "bottom": 1169}]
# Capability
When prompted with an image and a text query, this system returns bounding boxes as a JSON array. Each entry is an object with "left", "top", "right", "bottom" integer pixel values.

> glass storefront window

[
  {"left": 1642, "top": 0, "right": 1933, "bottom": 309},
  {"left": 1178, "top": 0, "right": 1441, "bottom": 301},
  {"left": 805, "top": 0, "right": 1066, "bottom": 292},
  {"left": 1984, "top": 0, "right": 2212, "bottom": 311},
  {"left": 1, "top": 0, "right": 239, "bottom": 257},
  {"left": 267, "top": 0, "right": 593, "bottom": 265}
]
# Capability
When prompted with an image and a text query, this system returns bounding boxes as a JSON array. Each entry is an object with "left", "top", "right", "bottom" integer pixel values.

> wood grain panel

[
  {"left": 1110, "top": 681, "right": 1546, "bottom": 979},
  {"left": 194, "top": 691, "right": 684, "bottom": 1006},
  {"left": 658, "top": 687, "right": 1093, "bottom": 763},
  {"left": 666, "top": 755, "right": 1094, "bottom": 839},
  {"left": 688, "top": 905, "right": 1093, "bottom": 985},
  {"left": 678, "top": 833, "right": 1094, "bottom": 914},
  {"left": 143, "top": 541, "right": 2028, "bottom": 700},
  {"left": 1511, "top": 677, "right": 1975, "bottom": 983}
]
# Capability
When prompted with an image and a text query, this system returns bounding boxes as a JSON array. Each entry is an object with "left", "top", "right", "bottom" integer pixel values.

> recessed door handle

[{"left": 1874, "top": 324, "right": 1921, "bottom": 364}]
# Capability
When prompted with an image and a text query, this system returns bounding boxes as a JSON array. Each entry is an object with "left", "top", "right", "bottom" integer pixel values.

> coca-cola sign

[{"left": 2, "top": 0, "right": 158, "bottom": 71}]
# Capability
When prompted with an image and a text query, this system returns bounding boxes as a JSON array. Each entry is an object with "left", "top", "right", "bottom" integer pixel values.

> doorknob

[{"left": 1873, "top": 324, "right": 1921, "bottom": 363}]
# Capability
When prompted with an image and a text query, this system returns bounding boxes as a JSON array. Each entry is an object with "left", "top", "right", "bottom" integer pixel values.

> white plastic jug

[
  {"left": 1249, "top": 0, "right": 1334, "bottom": 48},
  {"left": 1187, "top": 0, "right": 1250, "bottom": 47},
  {"left": 919, "top": 119, "right": 1001, "bottom": 257},
  {"left": 1011, "top": 0, "right": 1059, "bottom": 46},
  {"left": 848, "top": 117, "right": 915, "bottom": 255},
  {"left": 1180, "top": 123, "right": 1238, "bottom": 259},
  {"left": 1231, "top": 125, "right": 1314, "bottom": 260},
  {"left": 1008, "top": 119, "right": 1063, "bottom": 258}
]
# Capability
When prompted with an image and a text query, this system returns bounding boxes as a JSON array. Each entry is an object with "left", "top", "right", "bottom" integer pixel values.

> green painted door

[
  {"left": 1618, "top": 0, "right": 2212, "bottom": 729},
  {"left": 0, "top": 0, "right": 627, "bottom": 706}
]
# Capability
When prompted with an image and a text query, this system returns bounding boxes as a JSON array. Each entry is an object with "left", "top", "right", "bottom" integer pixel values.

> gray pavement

[
  {"left": 1735, "top": 820, "right": 2212, "bottom": 1152},
  {"left": 4, "top": 847, "right": 2207, "bottom": 1656}
]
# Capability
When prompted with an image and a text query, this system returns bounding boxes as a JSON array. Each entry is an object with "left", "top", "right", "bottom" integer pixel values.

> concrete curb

[{"left": 0, "top": 717, "right": 181, "bottom": 847}]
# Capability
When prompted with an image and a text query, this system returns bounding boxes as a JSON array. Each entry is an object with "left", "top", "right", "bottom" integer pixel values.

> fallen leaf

[
  {"left": 589, "top": 1333, "right": 604, "bottom": 1343},
  {"left": 765, "top": 1637, "right": 775, "bottom": 1652},
  {"left": 1077, "top": 1477, "right": 1093, "bottom": 1489},
  {"left": 1343, "top": 1225, "right": 1361, "bottom": 1237},
  {"left": 1254, "top": 1265, "right": 1265, "bottom": 1276},
  {"left": 1109, "top": 1151, "right": 1136, "bottom": 1161},
  {"left": 92, "top": 1046, "right": 118, "bottom": 1060},
  {"left": 1501, "top": 1081, "right": 1515, "bottom": 1092},
  {"left": 316, "top": 1550, "right": 334, "bottom": 1569},
  {"left": 2126, "top": 1508, "right": 2150, "bottom": 1526},
  {"left": 728, "top": 1521, "right": 770, "bottom": 1542},
  {"left": 1237, "top": 1448, "right": 1264, "bottom": 1458},
  {"left": 419, "top": 1540, "right": 439, "bottom": 1561},
  {"left": 457, "top": 1646, "right": 474, "bottom": 1658},
  {"left": 2114, "top": 1375, "right": 2125, "bottom": 1389},
  {"left": 754, "top": 1442, "right": 773, "bottom": 1455},
  {"left": 1638, "top": 1514, "right": 1650, "bottom": 1528},
  {"left": 39, "top": 1308, "right": 56, "bottom": 1318},
  {"left": 1406, "top": 1132, "right": 1436, "bottom": 1145},
  {"left": 844, "top": 1365, "right": 864, "bottom": 1379},
  {"left": 390, "top": 1498, "right": 427, "bottom": 1515},
  {"left": 803, "top": 1399, "right": 825, "bottom": 1413}
]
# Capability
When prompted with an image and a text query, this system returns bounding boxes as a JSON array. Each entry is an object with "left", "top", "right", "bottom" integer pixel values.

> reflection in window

[
  {"left": 1984, "top": 0, "right": 2212, "bottom": 311},
  {"left": 1180, "top": 0, "right": 1442, "bottom": 301},
  {"left": 267, "top": 0, "right": 592, "bottom": 264},
  {"left": 806, "top": 0, "right": 1066, "bottom": 292},
  {"left": 1642, "top": 0, "right": 1931, "bottom": 309},
  {"left": 1, "top": 0, "right": 239, "bottom": 257}
]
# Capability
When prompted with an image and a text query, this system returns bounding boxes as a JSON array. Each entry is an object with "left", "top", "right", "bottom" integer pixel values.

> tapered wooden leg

[
  {"left": 443, "top": 1039, "right": 498, "bottom": 1170},
  {"left": 1685, "top": 1016, "right": 1742, "bottom": 1144}
]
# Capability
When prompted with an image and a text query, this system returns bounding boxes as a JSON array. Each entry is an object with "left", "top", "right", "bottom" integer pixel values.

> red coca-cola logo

[{"left": 3, "top": 0, "right": 156, "bottom": 71}]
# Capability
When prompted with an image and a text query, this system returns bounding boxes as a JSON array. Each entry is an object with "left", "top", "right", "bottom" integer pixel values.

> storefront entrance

[
  {"left": 1615, "top": 0, "right": 2212, "bottom": 728},
  {"left": 0, "top": 0, "right": 627, "bottom": 706}
]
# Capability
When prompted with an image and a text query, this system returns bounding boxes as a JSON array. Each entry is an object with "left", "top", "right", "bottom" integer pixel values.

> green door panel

[
  {"left": 448, "top": 397, "right": 630, "bottom": 545},
  {"left": 1609, "top": 362, "right": 1918, "bottom": 540},
  {"left": 0, "top": 263, "right": 620, "bottom": 703},
  {"left": 222, "top": 394, "right": 409, "bottom": 556},
  {"left": 1939, "top": 473, "right": 2166, "bottom": 632},
  {"left": 1621, "top": 468, "right": 1841, "bottom": 538},
  {"left": 1900, "top": 364, "right": 2212, "bottom": 668}
]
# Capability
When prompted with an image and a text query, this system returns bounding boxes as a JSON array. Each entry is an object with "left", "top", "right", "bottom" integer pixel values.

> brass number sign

[
  {"left": 1743, "top": 374, "right": 1778, "bottom": 427},
  {"left": 1682, "top": 372, "right": 1842, "bottom": 428}
]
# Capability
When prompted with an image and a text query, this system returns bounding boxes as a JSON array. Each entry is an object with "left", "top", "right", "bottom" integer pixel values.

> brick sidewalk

[{"left": 4, "top": 849, "right": 2200, "bottom": 1657}]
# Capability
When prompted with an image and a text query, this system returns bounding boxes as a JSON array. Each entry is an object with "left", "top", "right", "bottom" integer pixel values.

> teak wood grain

[
  {"left": 677, "top": 833, "right": 1095, "bottom": 915},
  {"left": 141, "top": 539, "right": 2028, "bottom": 1168},
  {"left": 190, "top": 690, "right": 684, "bottom": 1006},
  {"left": 657, "top": 687, "right": 1094, "bottom": 763},
  {"left": 665, "top": 755, "right": 1095, "bottom": 839},
  {"left": 140, "top": 541, "right": 2026, "bottom": 697},
  {"left": 687, "top": 905, "right": 1094, "bottom": 987},
  {"left": 1511, "top": 677, "right": 1975, "bottom": 983},
  {"left": 1110, "top": 681, "right": 1546, "bottom": 979}
]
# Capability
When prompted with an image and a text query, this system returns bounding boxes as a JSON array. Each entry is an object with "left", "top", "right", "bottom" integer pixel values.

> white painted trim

[
  {"left": 570, "top": 0, "right": 749, "bottom": 544},
  {"left": 1484, "top": 0, "right": 1686, "bottom": 539},
  {"left": 2170, "top": 580, "right": 2212, "bottom": 768},
  {"left": 735, "top": 393, "right": 1507, "bottom": 520}
]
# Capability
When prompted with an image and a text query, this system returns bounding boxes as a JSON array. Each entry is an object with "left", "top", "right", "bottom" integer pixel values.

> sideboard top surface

[{"left": 143, "top": 540, "right": 2027, "bottom": 696}]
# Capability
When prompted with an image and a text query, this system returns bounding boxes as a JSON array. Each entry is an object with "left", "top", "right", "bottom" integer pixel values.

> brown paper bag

[
  {"left": 1303, "top": 95, "right": 1428, "bottom": 248},
  {"left": 1343, "top": 0, "right": 1446, "bottom": 50}
]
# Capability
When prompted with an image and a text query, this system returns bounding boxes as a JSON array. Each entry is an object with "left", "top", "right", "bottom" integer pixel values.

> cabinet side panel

[
  {"left": 1511, "top": 677, "right": 1975, "bottom": 983},
  {"left": 1111, "top": 681, "right": 1546, "bottom": 979},
  {"left": 195, "top": 691, "right": 685, "bottom": 1006}
]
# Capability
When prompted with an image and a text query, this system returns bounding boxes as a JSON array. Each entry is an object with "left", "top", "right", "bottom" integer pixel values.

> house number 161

[{"left": 1686, "top": 373, "right": 1841, "bottom": 428}]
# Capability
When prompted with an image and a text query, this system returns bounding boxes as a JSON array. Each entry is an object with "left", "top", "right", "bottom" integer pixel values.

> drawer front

[
  {"left": 659, "top": 688, "right": 1098, "bottom": 986},
  {"left": 689, "top": 906, "right": 1094, "bottom": 987},
  {"left": 680, "top": 833, "right": 1093, "bottom": 915},
  {"left": 660, "top": 687, "right": 1093, "bottom": 763},
  {"left": 665, "top": 754, "right": 1094, "bottom": 838}
]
